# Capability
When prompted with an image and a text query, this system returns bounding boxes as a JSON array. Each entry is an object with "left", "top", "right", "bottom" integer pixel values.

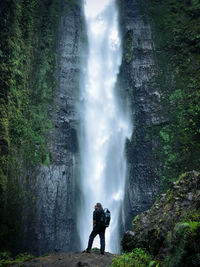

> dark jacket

[{"left": 93, "top": 209, "right": 104, "bottom": 227}]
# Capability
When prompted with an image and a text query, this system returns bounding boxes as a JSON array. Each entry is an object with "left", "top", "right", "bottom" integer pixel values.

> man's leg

[
  {"left": 87, "top": 227, "right": 98, "bottom": 251},
  {"left": 99, "top": 227, "right": 106, "bottom": 254}
]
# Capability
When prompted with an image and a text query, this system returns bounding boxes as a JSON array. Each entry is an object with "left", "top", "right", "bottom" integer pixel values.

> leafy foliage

[
  {"left": 163, "top": 212, "right": 200, "bottom": 267},
  {"left": 0, "top": 251, "right": 34, "bottom": 266},
  {"left": 111, "top": 248, "right": 160, "bottom": 267}
]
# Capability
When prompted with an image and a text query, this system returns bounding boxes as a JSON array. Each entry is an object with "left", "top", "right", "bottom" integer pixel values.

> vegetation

[
  {"left": 138, "top": 0, "right": 200, "bottom": 191},
  {"left": 116, "top": 211, "right": 200, "bottom": 267},
  {"left": 0, "top": 251, "right": 34, "bottom": 267},
  {"left": 111, "top": 248, "right": 160, "bottom": 267},
  {"left": 0, "top": 0, "right": 63, "bottom": 253},
  {"left": 123, "top": 30, "right": 134, "bottom": 64},
  {"left": 121, "top": 172, "right": 200, "bottom": 266},
  {"left": 163, "top": 212, "right": 200, "bottom": 267}
]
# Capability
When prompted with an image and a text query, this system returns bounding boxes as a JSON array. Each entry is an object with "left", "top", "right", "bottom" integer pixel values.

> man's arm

[{"left": 93, "top": 211, "right": 97, "bottom": 228}]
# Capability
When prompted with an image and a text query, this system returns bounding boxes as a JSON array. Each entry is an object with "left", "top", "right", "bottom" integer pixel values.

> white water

[{"left": 78, "top": 0, "right": 131, "bottom": 253}]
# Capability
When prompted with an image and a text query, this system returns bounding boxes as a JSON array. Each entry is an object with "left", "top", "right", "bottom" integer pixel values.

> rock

[
  {"left": 122, "top": 171, "right": 200, "bottom": 260},
  {"left": 12, "top": 251, "right": 116, "bottom": 267},
  {"left": 121, "top": 231, "right": 136, "bottom": 252},
  {"left": 186, "top": 192, "right": 193, "bottom": 201},
  {"left": 20, "top": 1, "right": 86, "bottom": 255},
  {"left": 118, "top": 0, "right": 159, "bottom": 230}
]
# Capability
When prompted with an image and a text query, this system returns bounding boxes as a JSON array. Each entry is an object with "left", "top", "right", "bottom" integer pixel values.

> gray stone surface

[
  {"left": 118, "top": 0, "right": 161, "bottom": 229},
  {"left": 21, "top": 2, "right": 85, "bottom": 255}
]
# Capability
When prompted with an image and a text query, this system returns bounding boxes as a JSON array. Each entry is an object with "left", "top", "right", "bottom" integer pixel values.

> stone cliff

[
  {"left": 21, "top": 1, "right": 85, "bottom": 255},
  {"left": 118, "top": 0, "right": 161, "bottom": 229}
]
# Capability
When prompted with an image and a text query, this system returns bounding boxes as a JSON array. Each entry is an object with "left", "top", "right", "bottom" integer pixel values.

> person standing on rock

[{"left": 83, "top": 203, "right": 106, "bottom": 255}]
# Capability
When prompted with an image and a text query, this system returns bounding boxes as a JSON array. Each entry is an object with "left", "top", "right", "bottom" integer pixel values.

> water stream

[{"left": 78, "top": 0, "right": 131, "bottom": 253}]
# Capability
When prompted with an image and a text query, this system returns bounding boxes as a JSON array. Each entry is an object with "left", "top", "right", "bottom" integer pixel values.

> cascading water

[{"left": 78, "top": 0, "right": 131, "bottom": 253}]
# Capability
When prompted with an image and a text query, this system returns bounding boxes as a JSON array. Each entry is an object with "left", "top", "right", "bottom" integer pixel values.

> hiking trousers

[{"left": 87, "top": 225, "right": 106, "bottom": 253}]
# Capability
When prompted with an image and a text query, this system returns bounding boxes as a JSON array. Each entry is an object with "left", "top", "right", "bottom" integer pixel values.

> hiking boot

[
  {"left": 100, "top": 251, "right": 104, "bottom": 255},
  {"left": 82, "top": 249, "right": 91, "bottom": 253}
]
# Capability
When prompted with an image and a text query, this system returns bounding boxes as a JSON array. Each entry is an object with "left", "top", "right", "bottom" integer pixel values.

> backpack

[{"left": 100, "top": 208, "right": 111, "bottom": 227}]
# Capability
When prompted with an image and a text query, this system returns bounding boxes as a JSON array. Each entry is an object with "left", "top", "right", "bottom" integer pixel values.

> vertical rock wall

[
  {"left": 21, "top": 1, "right": 85, "bottom": 255},
  {"left": 118, "top": 0, "right": 161, "bottom": 229}
]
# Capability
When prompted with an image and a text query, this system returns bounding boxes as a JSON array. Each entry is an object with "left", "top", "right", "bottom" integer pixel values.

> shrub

[
  {"left": 0, "top": 251, "right": 34, "bottom": 266},
  {"left": 111, "top": 248, "right": 160, "bottom": 267}
]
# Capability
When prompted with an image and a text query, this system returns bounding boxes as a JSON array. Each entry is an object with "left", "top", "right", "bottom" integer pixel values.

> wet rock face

[
  {"left": 118, "top": 0, "right": 161, "bottom": 229},
  {"left": 22, "top": 3, "right": 85, "bottom": 255},
  {"left": 122, "top": 171, "right": 200, "bottom": 259}
]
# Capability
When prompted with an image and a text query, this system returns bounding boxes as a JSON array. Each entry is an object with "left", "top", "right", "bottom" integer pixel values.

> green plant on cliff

[
  {"left": 164, "top": 218, "right": 200, "bottom": 267},
  {"left": 138, "top": 0, "right": 200, "bottom": 191},
  {"left": 0, "top": 0, "right": 63, "bottom": 252},
  {"left": 111, "top": 248, "right": 160, "bottom": 267},
  {"left": 123, "top": 30, "right": 134, "bottom": 64},
  {"left": 0, "top": 251, "right": 34, "bottom": 266}
]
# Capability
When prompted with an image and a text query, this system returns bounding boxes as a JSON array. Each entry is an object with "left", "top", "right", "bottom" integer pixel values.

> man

[{"left": 83, "top": 203, "right": 106, "bottom": 255}]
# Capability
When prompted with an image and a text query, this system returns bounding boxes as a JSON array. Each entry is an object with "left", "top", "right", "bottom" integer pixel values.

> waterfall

[{"left": 78, "top": 0, "right": 131, "bottom": 253}]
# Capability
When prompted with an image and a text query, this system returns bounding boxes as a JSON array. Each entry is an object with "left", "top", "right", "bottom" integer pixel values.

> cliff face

[
  {"left": 118, "top": 0, "right": 161, "bottom": 229},
  {"left": 21, "top": 2, "right": 85, "bottom": 255}
]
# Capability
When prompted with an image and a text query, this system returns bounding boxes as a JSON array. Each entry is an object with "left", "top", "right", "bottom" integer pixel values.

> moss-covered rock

[
  {"left": 123, "top": 30, "right": 134, "bottom": 64},
  {"left": 122, "top": 171, "right": 200, "bottom": 265}
]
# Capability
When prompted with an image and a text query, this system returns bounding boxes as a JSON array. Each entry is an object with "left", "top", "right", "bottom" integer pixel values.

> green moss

[
  {"left": 133, "top": 215, "right": 139, "bottom": 226},
  {"left": 44, "top": 153, "right": 51, "bottom": 166},
  {"left": 0, "top": 251, "right": 34, "bottom": 266},
  {"left": 91, "top": 247, "right": 100, "bottom": 251},
  {"left": 166, "top": 231, "right": 172, "bottom": 245},
  {"left": 0, "top": 0, "right": 64, "bottom": 252},
  {"left": 124, "top": 30, "right": 134, "bottom": 64},
  {"left": 184, "top": 210, "right": 200, "bottom": 222}
]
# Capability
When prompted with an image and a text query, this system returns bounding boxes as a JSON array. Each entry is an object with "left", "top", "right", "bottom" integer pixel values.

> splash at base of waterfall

[{"left": 78, "top": 0, "right": 131, "bottom": 253}]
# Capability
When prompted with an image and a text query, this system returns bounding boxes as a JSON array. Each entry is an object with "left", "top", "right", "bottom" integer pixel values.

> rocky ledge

[
  {"left": 122, "top": 171, "right": 200, "bottom": 265},
  {"left": 12, "top": 251, "right": 116, "bottom": 267}
]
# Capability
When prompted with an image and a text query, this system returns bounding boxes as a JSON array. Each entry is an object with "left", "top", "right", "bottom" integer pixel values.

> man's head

[{"left": 94, "top": 203, "right": 102, "bottom": 210}]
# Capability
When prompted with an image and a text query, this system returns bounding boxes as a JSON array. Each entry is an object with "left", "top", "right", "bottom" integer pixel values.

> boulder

[{"left": 122, "top": 171, "right": 200, "bottom": 261}]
